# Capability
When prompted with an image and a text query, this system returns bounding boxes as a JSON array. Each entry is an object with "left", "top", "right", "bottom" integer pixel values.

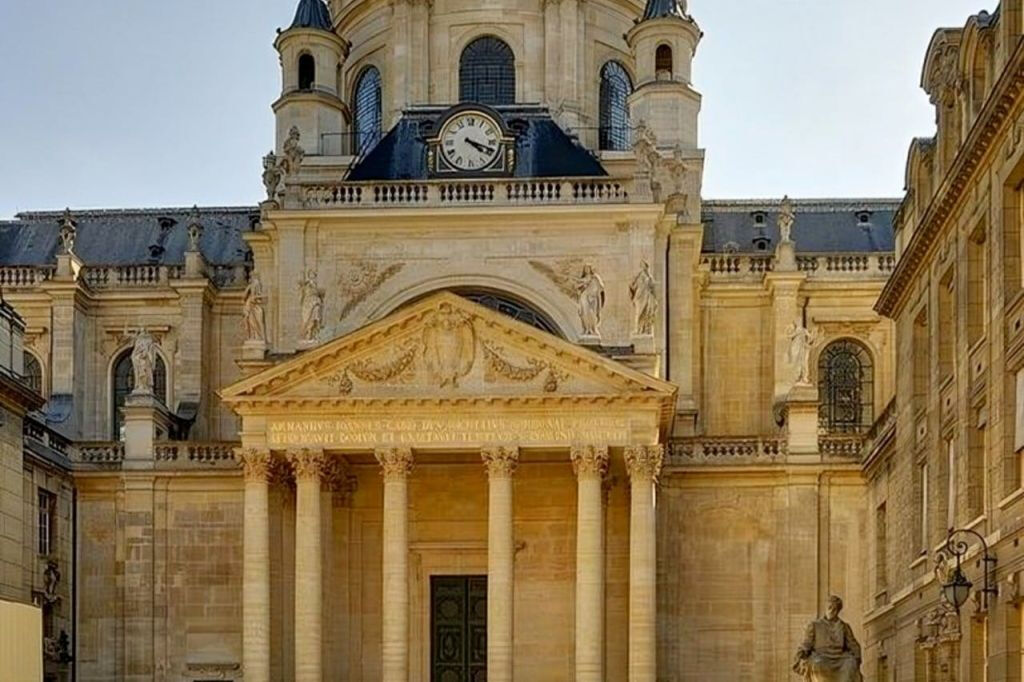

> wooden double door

[{"left": 430, "top": 575, "right": 487, "bottom": 682}]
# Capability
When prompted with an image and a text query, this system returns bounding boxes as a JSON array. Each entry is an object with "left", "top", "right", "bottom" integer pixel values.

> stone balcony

[
  {"left": 0, "top": 263, "right": 250, "bottom": 291},
  {"left": 75, "top": 440, "right": 239, "bottom": 470},
  {"left": 701, "top": 252, "right": 896, "bottom": 282}
]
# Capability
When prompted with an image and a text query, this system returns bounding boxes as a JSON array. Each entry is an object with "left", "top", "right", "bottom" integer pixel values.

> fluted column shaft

[
  {"left": 626, "top": 445, "right": 663, "bottom": 682},
  {"left": 238, "top": 449, "right": 272, "bottom": 682},
  {"left": 290, "top": 448, "right": 329, "bottom": 682},
  {"left": 377, "top": 447, "right": 414, "bottom": 682},
  {"left": 482, "top": 446, "right": 520, "bottom": 682},
  {"left": 572, "top": 445, "right": 609, "bottom": 682}
]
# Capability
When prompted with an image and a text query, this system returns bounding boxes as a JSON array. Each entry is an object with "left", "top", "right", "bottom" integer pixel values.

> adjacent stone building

[{"left": 7, "top": 0, "right": 1009, "bottom": 680}]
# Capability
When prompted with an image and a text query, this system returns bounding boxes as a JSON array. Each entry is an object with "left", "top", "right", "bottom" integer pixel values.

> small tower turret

[
  {"left": 273, "top": 0, "right": 349, "bottom": 157},
  {"left": 627, "top": 0, "right": 703, "bottom": 150}
]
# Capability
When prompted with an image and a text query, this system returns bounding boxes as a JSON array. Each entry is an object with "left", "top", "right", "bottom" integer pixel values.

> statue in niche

[
  {"left": 577, "top": 264, "right": 606, "bottom": 338},
  {"left": 793, "top": 595, "right": 863, "bottom": 681},
  {"left": 298, "top": 269, "right": 324, "bottom": 344},
  {"left": 786, "top": 319, "right": 818, "bottom": 386},
  {"left": 129, "top": 328, "right": 158, "bottom": 396},
  {"left": 630, "top": 260, "right": 657, "bottom": 336},
  {"left": 242, "top": 273, "right": 267, "bottom": 343}
]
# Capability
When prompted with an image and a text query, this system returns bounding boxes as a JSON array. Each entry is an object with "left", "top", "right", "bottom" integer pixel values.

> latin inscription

[{"left": 267, "top": 415, "right": 630, "bottom": 447}]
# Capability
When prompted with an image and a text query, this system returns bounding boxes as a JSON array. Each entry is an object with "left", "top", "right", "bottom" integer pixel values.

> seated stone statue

[{"left": 792, "top": 596, "right": 862, "bottom": 682}]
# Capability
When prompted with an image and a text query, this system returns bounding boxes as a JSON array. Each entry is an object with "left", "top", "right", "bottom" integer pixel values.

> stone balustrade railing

[
  {"left": 297, "top": 177, "right": 631, "bottom": 210},
  {"left": 0, "top": 264, "right": 249, "bottom": 291},
  {"left": 667, "top": 437, "right": 787, "bottom": 466},
  {"left": 0, "top": 266, "right": 55, "bottom": 288},
  {"left": 817, "top": 434, "right": 867, "bottom": 459},
  {"left": 701, "top": 252, "right": 895, "bottom": 281},
  {"left": 154, "top": 441, "right": 239, "bottom": 465},
  {"left": 77, "top": 442, "right": 125, "bottom": 464}
]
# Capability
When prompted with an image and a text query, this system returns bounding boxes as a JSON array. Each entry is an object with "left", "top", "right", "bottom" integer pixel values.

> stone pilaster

[
  {"left": 237, "top": 448, "right": 273, "bottom": 682},
  {"left": 482, "top": 445, "right": 520, "bottom": 682},
  {"left": 625, "top": 445, "right": 663, "bottom": 682},
  {"left": 376, "top": 446, "right": 414, "bottom": 682},
  {"left": 289, "top": 448, "right": 329, "bottom": 682},
  {"left": 571, "top": 444, "right": 610, "bottom": 682}
]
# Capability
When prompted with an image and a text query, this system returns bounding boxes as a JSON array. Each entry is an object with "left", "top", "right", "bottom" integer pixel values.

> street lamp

[{"left": 939, "top": 527, "right": 997, "bottom": 613}]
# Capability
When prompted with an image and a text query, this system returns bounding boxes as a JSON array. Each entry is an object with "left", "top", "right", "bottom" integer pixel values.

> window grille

[
  {"left": 353, "top": 66, "right": 383, "bottom": 155},
  {"left": 37, "top": 489, "right": 55, "bottom": 555},
  {"left": 818, "top": 340, "right": 873, "bottom": 433},
  {"left": 23, "top": 351, "right": 42, "bottom": 394},
  {"left": 459, "top": 290, "right": 560, "bottom": 336},
  {"left": 112, "top": 349, "right": 167, "bottom": 439},
  {"left": 599, "top": 61, "right": 632, "bottom": 151},
  {"left": 459, "top": 37, "right": 515, "bottom": 106}
]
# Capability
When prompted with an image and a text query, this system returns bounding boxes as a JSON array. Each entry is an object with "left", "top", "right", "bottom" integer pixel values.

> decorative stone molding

[
  {"left": 337, "top": 261, "right": 406, "bottom": 321},
  {"left": 375, "top": 446, "right": 414, "bottom": 480},
  {"left": 1006, "top": 570, "right": 1023, "bottom": 607},
  {"left": 235, "top": 448, "right": 273, "bottom": 480},
  {"left": 481, "top": 445, "right": 520, "bottom": 478},
  {"left": 570, "top": 444, "right": 609, "bottom": 479},
  {"left": 529, "top": 258, "right": 588, "bottom": 301},
  {"left": 917, "top": 603, "right": 961, "bottom": 649},
  {"left": 625, "top": 444, "right": 664, "bottom": 482},
  {"left": 287, "top": 448, "right": 329, "bottom": 481},
  {"left": 482, "top": 341, "right": 567, "bottom": 393},
  {"left": 328, "top": 341, "right": 418, "bottom": 394}
]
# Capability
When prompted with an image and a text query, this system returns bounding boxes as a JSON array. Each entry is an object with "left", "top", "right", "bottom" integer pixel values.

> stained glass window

[{"left": 23, "top": 351, "right": 42, "bottom": 394}]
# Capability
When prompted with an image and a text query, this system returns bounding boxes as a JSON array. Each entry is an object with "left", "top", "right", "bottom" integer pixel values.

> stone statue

[
  {"left": 422, "top": 302, "right": 477, "bottom": 388},
  {"left": 281, "top": 126, "right": 305, "bottom": 176},
  {"left": 58, "top": 208, "right": 76, "bottom": 255},
  {"left": 298, "top": 269, "right": 324, "bottom": 344},
  {"left": 186, "top": 205, "right": 203, "bottom": 252},
  {"left": 130, "top": 328, "right": 158, "bottom": 395},
  {"left": 577, "top": 264, "right": 605, "bottom": 338},
  {"left": 779, "top": 195, "right": 796, "bottom": 244},
  {"left": 43, "top": 560, "right": 60, "bottom": 603},
  {"left": 630, "top": 260, "right": 657, "bottom": 336},
  {"left": 786, "top": 319, "right": 818, "bottom": 386},
  {"left": 793, "top": 596, "right": 863, "bottom": 681},
  {"left": 262, "top": 151, "right": 283, "bottom": 202},
  {"left": 243, "top": 273, "right": 267, "bottom": 343}
]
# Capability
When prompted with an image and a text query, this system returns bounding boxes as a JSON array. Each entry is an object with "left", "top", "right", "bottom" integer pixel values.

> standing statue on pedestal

[
  {"left": 793, "top": 596, "right": 863, "bottom": 682},
  {"left": 130, "top": 328, "right": 157, "bottom": 395},
  {"left": 630, "top": 260, "right": 657, "bottom": 336},
  {"left": 577, "top": 264, "right": 605, "bottom": 338},
  {"left": 299, "top": 269, "right": 324, "bottom": 345},
  {"left": 787, "top": 319, "right": 818, "bottom": 386},
  {"left": 243, "top": 273, "right": 267, "bottom": 343},
  {"left": 779, "top": 195, "right": 796, "bottom": 243}
]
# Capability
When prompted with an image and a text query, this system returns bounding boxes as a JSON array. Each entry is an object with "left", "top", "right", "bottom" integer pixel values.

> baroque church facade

[{"left": 1, "top": 0, "right": 1018, "bottom": 680}]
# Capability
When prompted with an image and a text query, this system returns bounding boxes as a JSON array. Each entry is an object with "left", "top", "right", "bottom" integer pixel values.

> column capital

[
  {"left": 376, "top": 446, "right": 414, "bottom": 481},
  {"left": 235, "top": 447, "right": 273, "bottom": 481},
  {"left": 482, "top": 445, "right": 520, "bottom": 478},
  {"left": 287, "top": 448, "right": 329, "bottom": 482},
  {"left": 571, "top": 444, "right": 609, "bottom": 479},
  {"left": 625, "top": 444, "right": 664, "bottom": 482}
]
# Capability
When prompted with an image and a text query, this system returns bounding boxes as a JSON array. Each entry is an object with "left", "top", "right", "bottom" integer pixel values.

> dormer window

[
  {"left": 856, "top": 211, "right": 873, "bottom": 226},
  {"left": 752, "top": 211, "right": 767, "bottom": 225}
]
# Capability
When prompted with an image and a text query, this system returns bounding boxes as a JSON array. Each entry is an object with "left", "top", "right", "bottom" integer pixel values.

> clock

[{"left": 427, "top": 105, "right": 516, "bottom": 177}]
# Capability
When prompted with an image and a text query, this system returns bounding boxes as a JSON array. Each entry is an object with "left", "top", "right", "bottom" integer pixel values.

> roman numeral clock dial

[{"left": 429, "top": 107, "right": 515, "bottom": 177}]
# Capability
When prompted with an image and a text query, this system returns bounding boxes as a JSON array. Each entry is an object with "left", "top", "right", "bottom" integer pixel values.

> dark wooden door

[{"left": 431, "top": 575, "right": 487, "bottom": 682}]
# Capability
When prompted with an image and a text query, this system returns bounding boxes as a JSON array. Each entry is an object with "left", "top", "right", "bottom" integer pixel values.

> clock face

[{"left": 439, "top": 113, "right": 503, "bottom": 171}]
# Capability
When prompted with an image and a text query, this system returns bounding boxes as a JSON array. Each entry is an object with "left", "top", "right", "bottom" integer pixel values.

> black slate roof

[
  {"left": 347, "top": 106, "right": 607, "bottom": 181},
  {"left": 641, "top": 0, "right": 688, "bottom": 21},
  {"left": 701, "top": 199, "right": 899, "bottom": 254},
  {"left": 289, "top": 0, "right": 332, "bottom": 31},
  {"left": 0, "top": 207, "right": 256, "bottom": 266}
]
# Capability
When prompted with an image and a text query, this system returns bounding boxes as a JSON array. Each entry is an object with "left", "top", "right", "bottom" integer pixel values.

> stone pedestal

[
  {"left": 121, "top": 393, "right": 171, "bottom": 465},
  {"left": 54, "top": 252, "right": 82, "bottom": 281},
  {"left": 242, "top": 339, "right": 269, "bottom": 362},
  {"left": 184, "top": 251, "right": 207, "bottom": 279},
  {"left": 785, "top": 383, "right": 821, "bottom": 459},
  {"left": 775, "top": 239, "right": 797, "bottom": 272}
]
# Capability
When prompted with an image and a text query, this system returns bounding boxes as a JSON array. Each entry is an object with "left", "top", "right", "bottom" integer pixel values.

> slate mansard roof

[
  {"left": 701, "top": 199, "right": 899, "bottom": 254},
  {"left": 347, "top": 105, "right": 607, "bottom": 181},
  {"left": 0, "top": 207, "right": 257, "bottom": 267}
]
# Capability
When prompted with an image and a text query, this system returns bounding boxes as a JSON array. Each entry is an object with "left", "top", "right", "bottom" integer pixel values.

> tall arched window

[
  {"left": 353, "top": 66, "right": 383, "bottom": 154},
  {"left": 111, "top": 349, "right": 167, "bottom": 439},
  {"left": 599, "top": 61, "right": 633, "bottom": 151},
  {"left": 818, "top": 340, "right": 874, "bottom": 433},
  {"left": 655, "top": 44, "right": 674, "bottom": 75},
  {"left": 23, "top": 351, "right": 42, "bottom": 395},
  {"left": 298, "top": 53, "right": 316, "bottom": 91},
  {"left": 459, "top": 37, "right": 515, "bottom": 106}
]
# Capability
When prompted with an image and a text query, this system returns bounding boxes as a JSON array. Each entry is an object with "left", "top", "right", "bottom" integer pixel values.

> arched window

[
  {"left": 459, "top": 37, "right": 515, "bottom": 106},
  {"left": 23, "top": 351, "right": 42, "bottom": 395},
  {"left": 655, "top": 44, "right": 674, "bottom": 76},
  {"left": 818, "top": 340, "right": 874, "bottom": 433},
  {"left": 599, "top": 61, "right": 633, "bottom": 151},
  {"left": 111, "top": 349, "right": 167, "bottom": 440},
  {"left": 457, "top": 290, "right": 561, "bottom": 336},
  {"left": 298, "top": 53, "right": 316, "bottom": 91},
  {"left": 353, "top": 66, "right": 383, "bottom": 154}
]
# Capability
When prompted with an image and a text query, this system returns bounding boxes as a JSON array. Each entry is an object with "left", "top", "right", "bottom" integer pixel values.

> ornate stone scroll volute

[
  {"left": 571, "top": 444, "right": 610, "bottom": 480},
  {"left": 375, "top": 447, "right": 414, "bottom": 481},
  {"left": 482, "top": 446, "right": 520, "bottom": 479},
  {"left": 624, "top": 444, "right": 664, "bottom": 482}
]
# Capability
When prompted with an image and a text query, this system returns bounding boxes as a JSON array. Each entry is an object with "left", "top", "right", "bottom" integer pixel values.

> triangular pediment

[{"left": 221, "top": 292, "right": 676, "bottom": 411}]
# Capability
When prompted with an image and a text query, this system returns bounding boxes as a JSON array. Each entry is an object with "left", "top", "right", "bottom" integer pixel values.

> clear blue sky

[{"left": 0, "top": 0, "right": 994, "bottom": 217}]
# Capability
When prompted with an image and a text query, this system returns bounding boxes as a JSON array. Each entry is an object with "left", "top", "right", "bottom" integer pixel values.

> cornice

[{"left": 876, "top": 38, "right": 1024, "bottom": 318}]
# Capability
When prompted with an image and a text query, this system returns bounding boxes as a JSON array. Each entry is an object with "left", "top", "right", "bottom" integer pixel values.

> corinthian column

[
  {"left": 289, "top": 448, "right": 329, "bottom": 682},
  {"left": 625, "top": 445, "right": 663, "bottom": 682},
  {"left": 237, "top": 448, "right": 273, "bottom": 682},
  {"left": 482, "top": 445, "right": 520, "bottom": 682},
  {"left": 571, "top": 444, "right": 609, "bottom": 682},
  {"left": 376, "top": 446, "right": 414, "bottom": 682}
]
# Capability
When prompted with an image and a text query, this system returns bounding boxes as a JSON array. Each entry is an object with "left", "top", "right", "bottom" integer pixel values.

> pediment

[{"left": 221, "top": 292, "right": 676, "bottom": 410}]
